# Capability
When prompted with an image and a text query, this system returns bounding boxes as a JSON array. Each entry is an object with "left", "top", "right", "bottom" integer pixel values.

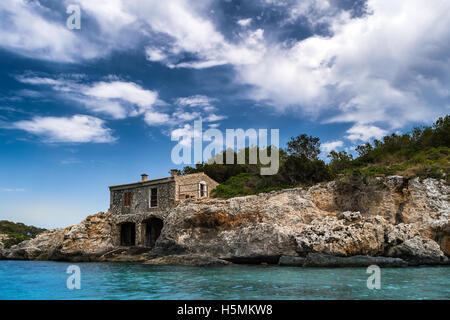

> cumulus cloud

[
  {"left": 83, "top": 81, "right": 158, "bottom": 117},
  {"left": 237, "top": 18, "right": 252, "bottom": 27},
  {"left": 345, "top": 124, "right": 387, "bottom": 142},
  {"left": 9, "top": 115, "right": 116, "bottom": 143},
  {"left": 16, "top": 74, "right": 169, "bottom": 124},
  {"left": 144, "top": 112, "right": 171, "bottom": 125},
  {"left": 0, "top": 0, "right": 99, "bottom": 62},
  {"left": 236, "top": 0, "right": 450, "bottom": 130},
  {"left": 148, "top": 0, "right": 448, "bottom": 134},
  {"left": 2, "top": 0, "right": 449, "bottom": 138},
  {"left": 145, "top": 47, "right": 168, "bottom": 62},
  {"left": 321, "top": 140, "right": 344, "bottom": 153}
]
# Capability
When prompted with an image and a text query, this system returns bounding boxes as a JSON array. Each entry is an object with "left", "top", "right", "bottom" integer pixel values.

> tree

[
  {"left": 327, "top": 150, "right": 353, "bottom": 176},
  {"left": 281, "top": 154, "right": 330, "bottom": 185},
  {"left": 355, "top": 142, "right": 373, "bottom": 159},
  {"left": 286, "top": 134, "right": 321, "bottom": 160}
]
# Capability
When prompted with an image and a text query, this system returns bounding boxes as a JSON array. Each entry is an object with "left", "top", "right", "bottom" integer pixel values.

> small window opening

[
  {"left": 199, "top": 182, "right": 207, "bottom": 198},
  {"left": 150, "top": 188, "right": 158, "bottom": 207},
  {"left": 124, "top": 192, "right": 132, "bottom": 206}
]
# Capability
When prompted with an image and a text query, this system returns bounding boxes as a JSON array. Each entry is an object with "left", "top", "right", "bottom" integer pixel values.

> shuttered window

[
  {"left": 150, "top": 188, "right": 158, "bottom": 208},
  {"left": 124, "top": 192, "right": 132, "bottom": 206}
]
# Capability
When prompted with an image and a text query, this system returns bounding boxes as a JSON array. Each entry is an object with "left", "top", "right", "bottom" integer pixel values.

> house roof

[
  {"left": 109, "top": 176, "right": 174, "bottom": 190},
  {"left": 108, "top": 172, "right": 214, "bottom": 190}
]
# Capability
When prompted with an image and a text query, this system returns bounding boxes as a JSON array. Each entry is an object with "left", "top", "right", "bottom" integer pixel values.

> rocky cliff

[
  {"left": 0, "top": 233, "right": 8, "bottom": 250},
  {"left": 1, "top": 176, "right": 448, "bottom": 266}
]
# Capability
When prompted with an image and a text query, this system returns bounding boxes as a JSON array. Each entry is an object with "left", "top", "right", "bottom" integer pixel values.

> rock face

[
  {"left": 0, "top": 233, "right": 8, "bottom": 250},
  {"left": 152, "top": 190, "right": 327, "bottom": 262},
  {"left": 144, "top": 254, "right": 231, "bottom": 266},
  {"left": 3, "top": 212, "right": 115, "bottom": 261},
  {"left": 1, "top": 176, "right": 449, "bottom": 266},
  {"left": 152, "top": 177, "right": 448, "bottom": 265}
]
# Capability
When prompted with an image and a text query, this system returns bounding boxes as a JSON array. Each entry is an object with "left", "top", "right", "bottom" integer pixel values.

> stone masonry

[{"left": 109, "top": 171, "right": 219, "bottom": 247}]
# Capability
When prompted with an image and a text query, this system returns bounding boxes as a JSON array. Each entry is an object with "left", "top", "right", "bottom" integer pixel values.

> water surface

[{"left": 0, "top": 261, "right": 448, "bottom": 299}]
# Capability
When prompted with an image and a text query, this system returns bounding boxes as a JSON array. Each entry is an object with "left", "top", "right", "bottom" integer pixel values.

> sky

[{"left": 0, "top": 0, "right": 449, "bottom": 228}]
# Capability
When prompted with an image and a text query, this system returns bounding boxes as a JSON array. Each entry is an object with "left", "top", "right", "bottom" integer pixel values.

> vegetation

[
  {"left": 183, "top": 115, "right": 449, "bottom": 198},
  {"left": 0, "top": 220, "right": 47, "bottom": 249}
]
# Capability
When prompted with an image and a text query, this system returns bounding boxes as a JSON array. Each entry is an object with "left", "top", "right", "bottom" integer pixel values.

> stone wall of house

[
  {"left": 174, "top": 173, "right": 219, "bottom": 200},
  {"left": 110, "top": 180, "right": 176, "bottom": 216},
  {"left": 108, "top": 173, "right": 219, "bottom": 247}
]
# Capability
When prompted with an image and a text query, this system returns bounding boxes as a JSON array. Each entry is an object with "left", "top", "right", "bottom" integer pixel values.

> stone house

[{"left": 109, "top": 170, "right": 219, "bottom": 248}]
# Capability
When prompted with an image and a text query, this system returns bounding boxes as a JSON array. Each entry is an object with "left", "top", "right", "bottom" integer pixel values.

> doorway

[
  {"left": 120, "top": 222, "right": 136, "bottom": 246},
  {"left": 144, "top": 218, "right": 163, "bottom": 248}
]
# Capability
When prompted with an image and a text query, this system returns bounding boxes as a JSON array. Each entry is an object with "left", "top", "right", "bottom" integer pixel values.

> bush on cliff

[
  {"left": 183, "top": 115, "right": 449, "bottom": 198},
  {"left": 0, "top": 220, "right": 47, "bottom": 249}
]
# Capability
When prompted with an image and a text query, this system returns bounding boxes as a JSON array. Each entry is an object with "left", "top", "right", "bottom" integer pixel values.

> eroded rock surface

[
  {"left": 145, "top": 254, "right": 231, "bottom": 266},
  {"left": 4, "top": 212, "right": 114, "bottom": 261}
]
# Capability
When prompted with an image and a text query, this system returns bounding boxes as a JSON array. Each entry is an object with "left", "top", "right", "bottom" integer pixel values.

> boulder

[{"left": 387, "top": 236, "right": 448, "bottom": 265}]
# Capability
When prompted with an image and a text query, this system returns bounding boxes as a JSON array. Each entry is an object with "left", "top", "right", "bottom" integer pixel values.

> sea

[{"left": 0, "top": 260, "right": 448, "bottom": 300}]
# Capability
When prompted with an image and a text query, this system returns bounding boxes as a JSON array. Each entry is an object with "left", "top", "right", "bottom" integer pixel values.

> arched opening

[
  {"left": 144, "top": 218, "right": 164, "bottom": 248},
  {"left": 120, "top": 222, "right": 136, "bottom": 246}
]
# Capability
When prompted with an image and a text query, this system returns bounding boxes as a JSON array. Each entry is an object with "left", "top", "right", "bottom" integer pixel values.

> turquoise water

[{"left": 0, "top": 261, "right": 448, "bottom": 300}]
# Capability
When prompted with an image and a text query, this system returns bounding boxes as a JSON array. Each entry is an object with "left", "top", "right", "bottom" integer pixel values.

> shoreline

[
  {"left": 2, "top": 252, "right": 449, "bottom": 268},
  {"left": 1, "top": 176, "right": 448, "bottom": 267}
]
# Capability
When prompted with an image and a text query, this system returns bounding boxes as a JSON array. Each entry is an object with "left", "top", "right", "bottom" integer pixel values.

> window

[
  {"left": 150, "top": 188, "right": 158, "bottom": 207},
  {"left": 199, "top": 182, "right": 207, "bottom": 198},
  {"left": 124, "top": 192, "right": 132, "bottom": 207}
]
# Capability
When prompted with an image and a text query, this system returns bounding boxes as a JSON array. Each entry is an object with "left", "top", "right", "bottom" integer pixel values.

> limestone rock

[
  {"left": 4, "top": 229, "right": 65, "bottom": 260},
  {"left": 294, "top": 215, "right": 387, "bottom": 256},
  {"left": 3, "top": 212, "right": 115, "bottom": 261},
  {"left": 303, "top": 253, "right": 408, "bottom": 267},
  {"left": 278, "top": 255, "right": 306, "bottom": 266},
  {"left": 59, "top": 212, "right": 115, "bottom": 256},
  {"left": 144, "top": 254, "right": 231, "bottom": 266},
  {"left": 0, "top": 233, "right": 8, "bottom": 250},
  {"left": 1, "top": 176, "right": 448, "bottom": 266},
  {"left": 387, "top": 236, "right": 448, "bottom": 264},
  {"left": 153, "top": 190, "right": 327, "bottom": 260}
]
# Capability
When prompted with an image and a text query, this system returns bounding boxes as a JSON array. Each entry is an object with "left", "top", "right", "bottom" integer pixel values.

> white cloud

[
  {"left": 144, "top": 112, "right": 171, "bottom": 125},
  {"left": 175, "top": 95, "right": 217, "bottom": 108},
  {"left": 321, "top": 140, "right": 343, "bottom": 153},
  {"left": 236, "top": 0, "right": 450, "bottom": 130},
  {"left": 16, "top": 75, "right": 170, "bottom": 124},
  {"left": 203, "top": 114, "right": 227, "bottom": 122},
  {"left": 345, "top": 124, "right": 387, "bottom": 142},
  {"left": 10, "top": 115, "right": 116, "bottom": 143},
  {"left": 173, "top": 111, "right": 201, "bottom": 122},
  {"left": 174, "top": 95, "right": 226, "bottom": 124},
  {"left": 171, "top": 123, "right": 203, "bottom": 147},
  {"left": 145, "top": 47, "right": 168, "bottom": 62},
  {"left": 126, "top": 0, "right": 449, "bottom": 134},
  {"left": 0, "top": 0, "right": 99, "bottom": 62},
  {"left": 83, "top": 81, "right": 158, "bottom": 117},
  {"left": 237, "top": 18, "right": 252, "bottom": 27},
  {"left": 3, "top": 0, "right": 448, "bottom": 136}
]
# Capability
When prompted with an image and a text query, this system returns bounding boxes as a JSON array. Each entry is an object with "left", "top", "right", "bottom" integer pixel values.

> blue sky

[{"left": 0, "top": 0, "right": 449, "bottom": 228}]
